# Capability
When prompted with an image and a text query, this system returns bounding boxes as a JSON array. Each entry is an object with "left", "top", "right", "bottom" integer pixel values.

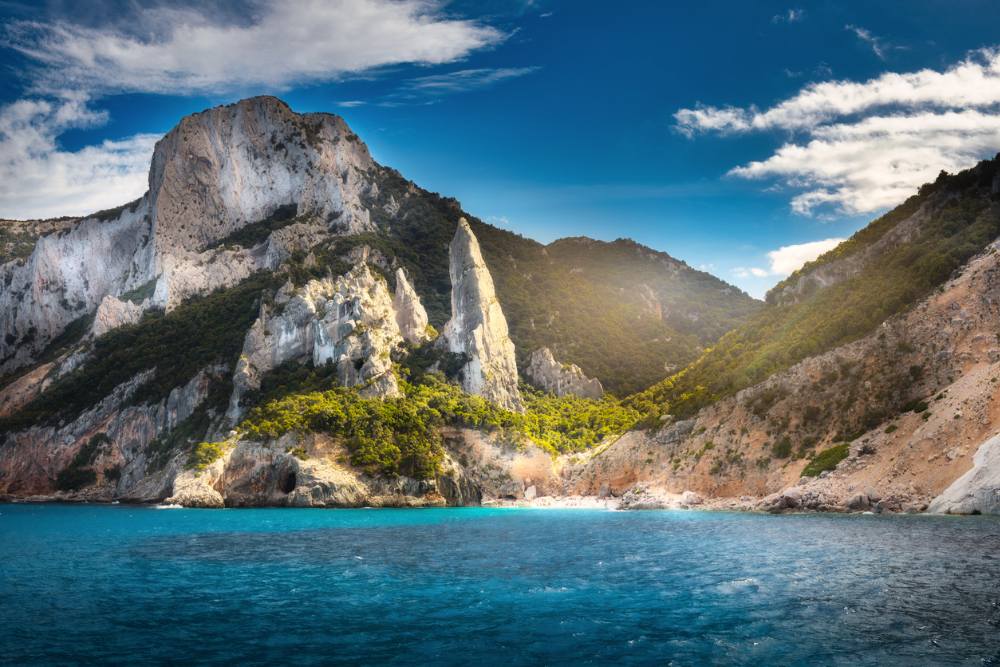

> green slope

[{"left": 628, "top": 156, "right": 1000, "bottom": 419}]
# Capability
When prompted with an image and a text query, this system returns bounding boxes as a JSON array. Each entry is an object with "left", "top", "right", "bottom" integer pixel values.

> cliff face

[
  {"left": 0, "top": 97, "right": 376, "bottom": 377},
  {"left": 147, "top": 96, "right": 375, "bottom": 256},
  {"left": 442, "top": 218, "right": 524, "bottom": 412},
  {"left": 227, "top": 261, "right": 412, "bottom": 422},
  {"left": 393, "top": 267, "right": 431, "bottom": 345}
]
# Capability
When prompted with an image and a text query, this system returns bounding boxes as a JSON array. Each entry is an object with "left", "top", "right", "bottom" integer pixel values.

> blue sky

[{"left": 2, "top": 1, "right": 1000, "bottom": 297}]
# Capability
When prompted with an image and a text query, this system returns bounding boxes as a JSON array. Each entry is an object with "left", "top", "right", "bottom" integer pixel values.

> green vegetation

[
  {"left": 238, "top": 372, "right": 640, "bottom": 479},
  {"left": 206, "top": 204, "right": 300, "bottom": 249},
  {"left": 187, "top": 440, "right": 228, "bottom": 471},
  {"left": 629, "top": 157, "right": 1000, "bottom": 420},
  {"left": 1, "top": 273, "right": 277, "bottom": 433},
  {"left": 801, "top": 444, "right": 850, "bottom": 477},
  {"left": 54, "top": 433, "right": 110, "bottom": 491},
  {"left": 771, "top": 437, "right": 793, "bottom": 459},
  {"left": 120, "top": 279, "right": 156, "bottom": 304}
]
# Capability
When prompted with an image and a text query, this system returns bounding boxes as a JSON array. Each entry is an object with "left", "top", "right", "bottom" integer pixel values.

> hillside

[{"left": 629, "top": 156, "right": 1000, "bottom": 418}]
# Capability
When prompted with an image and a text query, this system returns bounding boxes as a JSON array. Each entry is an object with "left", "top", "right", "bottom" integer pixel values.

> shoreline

[{"left": 2, "top": 494, "right": 986, "bottom": 516}]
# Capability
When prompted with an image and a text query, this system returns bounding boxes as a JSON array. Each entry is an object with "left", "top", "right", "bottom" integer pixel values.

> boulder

[{"left": 525, "top": 347, "right": 604, "bottom": 399}]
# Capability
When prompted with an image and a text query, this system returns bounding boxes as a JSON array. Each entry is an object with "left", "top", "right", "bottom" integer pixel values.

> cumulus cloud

[
  {"left": 732, "top": 237, "right": 845, "bottom": 282},
  {"left": 766, "top": 238, "right": 845, "bottom": 275},
  {"left": 7, "top": 0, "right": 505, "bottom": 94},
  {"left": 0, "top": 96, "right": 157, "bottom": 219},
  {"left": 675, "top": 48, "right": 1000, "bottom": 215}
]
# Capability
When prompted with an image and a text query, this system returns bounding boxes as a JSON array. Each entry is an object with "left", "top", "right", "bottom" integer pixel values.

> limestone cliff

[
  {"left": 0, "top": 97, "right": 377, "bottom": 376},
  {"left": 393, "top": 267, "right": 432, "bottom": 345},
  {"left": 526, "top": 347, "right": 604, "bottom": 399},
  {"left": 441, "top": 218, "right": 524, "bottom": 412},
  {"left": 227, "top": 262, "right": 417, "bottom": 422}
]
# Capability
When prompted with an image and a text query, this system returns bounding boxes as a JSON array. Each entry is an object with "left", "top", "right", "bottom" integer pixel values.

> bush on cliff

[
  {"left": 801, "top": 444, "right": 850, "bottom": 477},
  {"left": 237, "top": 372, "right": 641, "bottom": 479}
]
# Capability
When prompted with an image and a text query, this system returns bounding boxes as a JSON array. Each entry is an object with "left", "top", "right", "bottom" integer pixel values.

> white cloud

[
  {"left": 772, "top": 9, "right": 804, "bottom": 24},
  {"left": 732, "top": 237, "right": 845, "bottom": 284},
  {"left": 8, "top": 0, "right": 505, "bottom": 95},
  {"left": 0, "top": 96, "right": 157, "bottom": 219},
  {"left": 337, "top": 100, "right": 366, "bottom": 108},
  {"left": 733, "top": 110, "right": 1000, "bottom": 215},
  {"left": 766, "top": 238, "right": 845, "bottom": 275},
  {"left": 402, "top": 67, "right": 539, "bottom": 94},
  {"left": 674, "top": 48, "right": 1000, "bottom": 215},
  {"left": 0, "top": 0, "right": 510, "bottom": 218},
  {"left": 845, "top": 24, "right": 889, "bottom": 60},
  {"left": 733, "top": 266, "right": 769, "bottom": 278}
]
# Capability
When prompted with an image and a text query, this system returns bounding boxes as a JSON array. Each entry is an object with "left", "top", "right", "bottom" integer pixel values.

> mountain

[
  {"left": 0, "top": 97, "right": 757, "bottom": 398},
  {"left": 573, "top": 156, "right": 1000, "bottom": 513},
  {"left": 0, "top": 96, "right": 751, "bottom": 504}
]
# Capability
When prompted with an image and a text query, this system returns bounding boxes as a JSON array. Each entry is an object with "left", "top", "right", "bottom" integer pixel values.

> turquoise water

[{"left": 1, "top": 505, "right": 999, "bottom": 666}]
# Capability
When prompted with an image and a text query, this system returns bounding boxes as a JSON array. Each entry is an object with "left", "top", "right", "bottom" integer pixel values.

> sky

[{"left": 2, "top": 1, "right": 1000, "bottom": 297}]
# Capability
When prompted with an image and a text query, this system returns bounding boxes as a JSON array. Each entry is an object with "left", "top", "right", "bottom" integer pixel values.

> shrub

[
  {"left": 801, "top": 444, "right": 850, "bottom": 477},
  {"left": 771, "top": 437, "right": 793, "bottom": 459},
  {"left": 238, "top": 373, "right": 640, "bottom": 479},
  {"left": 187, "top": 441, "right": 228, "bottom": 471}
]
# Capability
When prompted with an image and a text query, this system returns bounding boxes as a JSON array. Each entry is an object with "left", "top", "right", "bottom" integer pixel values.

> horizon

[{"left": 3, "top": 1, "right": 1000, "bottom": 298}]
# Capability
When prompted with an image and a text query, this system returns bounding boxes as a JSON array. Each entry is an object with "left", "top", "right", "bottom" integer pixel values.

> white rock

[
  {"left": 442, "top": 218, "right": 524, "bottom": 412},
  {"left": 929, "top": 432, "right": 1000, "bottom": 515},
  {"left": 91, "top": 295, "right": 145, "bottom": 338},
  {"left": 526, "top": 347, "right": 604, "bottom": 399},
  {"left": 227, "top": 263, "right": 406, "bottom": 423},
  {"left": 393, "top": 267, "right": 431, "bottom": 344}
]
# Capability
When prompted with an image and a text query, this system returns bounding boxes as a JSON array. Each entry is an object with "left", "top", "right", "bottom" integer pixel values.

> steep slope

[
  {"left": 630, "top": 156, "right": 1000, "bottom": 419},
  {"left": 568, "top": 230, "right": 1000, "bottom": 513}
]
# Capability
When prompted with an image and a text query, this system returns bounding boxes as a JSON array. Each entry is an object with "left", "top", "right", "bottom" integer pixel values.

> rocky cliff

[
  {"left": 0, "top": 97, "right": 377, "bottom": 377},
  {"left": 226, "top": 261, "right": 413, "bottom": 423},
  {"left": 442, "top": 219, "right": 524, "bottom": 411}
]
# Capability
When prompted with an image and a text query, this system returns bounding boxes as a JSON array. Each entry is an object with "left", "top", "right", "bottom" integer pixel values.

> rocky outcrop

[
  {"left": 0, "top": 366, "right": 225, "bottom": 499},
  {"left": 526, "top": 347, "right": 604, "bottom": 398},
  {"left": 0, "top": 198, "right": 155, "bottom": 374},
  {"left": 1, "top": 96, "right": 381, "bottom": 376},
  {"left": 928, "top": 433, "right": 1000, "bottom": 515},
  {"left": 226, "top": 263, "right": 420, "bottom": 422},
  {"left": 163, "top": 427, "right": 559, "bottom": 508},
  {"left": 442, "top": 219, "right": 524, "bottom": 412},
  {"left": 393, "top": 267, "right": 431, "bottom": 344},
  {"left": 148, "top": 96, "right": 375, "bottom": 255}
]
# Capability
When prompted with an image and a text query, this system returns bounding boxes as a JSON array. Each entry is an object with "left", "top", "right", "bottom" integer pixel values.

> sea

[{"left": 1, "top": 504, "right": 999, "bottom": 665}]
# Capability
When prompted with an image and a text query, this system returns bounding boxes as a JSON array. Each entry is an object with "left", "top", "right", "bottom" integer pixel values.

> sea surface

[{"left": 1, "top": 505, "right": 999, "bottom": 666}]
